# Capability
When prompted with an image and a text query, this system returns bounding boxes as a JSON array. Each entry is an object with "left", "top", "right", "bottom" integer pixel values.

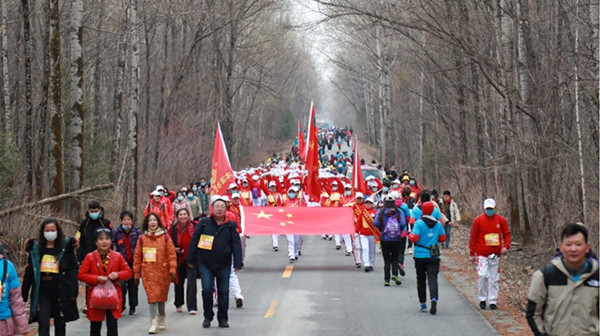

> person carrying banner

[{"left": 283, "top": 186, "right": 306, "bottom": 263}]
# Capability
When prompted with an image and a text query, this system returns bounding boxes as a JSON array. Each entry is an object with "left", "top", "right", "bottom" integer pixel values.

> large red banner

[
  {"left": 209, "top": 123, "right": 235, "bottom": 196},
  {"left": 240, "top": 206, "right": 355, "bottom": 235}
]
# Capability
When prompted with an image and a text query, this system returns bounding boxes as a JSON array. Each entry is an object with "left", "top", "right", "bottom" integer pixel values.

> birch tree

[
  {"left": 48, "top": 0, "right": 63, "bottom": 200},
  {"left": 1, "top": 0, "right": 9, "bottom": 136}
]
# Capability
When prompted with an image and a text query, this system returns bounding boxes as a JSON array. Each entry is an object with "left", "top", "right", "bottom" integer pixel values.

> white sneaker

[
  {"left": 148, "top": 318, "right": 158, "bottom": 334},
  {"left": 176, "top": 306, "right": 183, "bottom": 313},
  {"left": 407, "top": 248, "right": 413, "bottom": 255},
  {"left": 158, "top": 315, "right": 166, "bottom": 330},
  {"left": 189, "top": 310, "right": 197, "bottom": 315}
]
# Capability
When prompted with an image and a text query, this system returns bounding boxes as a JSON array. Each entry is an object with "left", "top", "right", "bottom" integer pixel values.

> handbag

[
  {"left": 415, "top": 243, "right": 441, "bottom": 257},
  {"left": 89, "top": 281, "right": 119, "bottom": 310}
]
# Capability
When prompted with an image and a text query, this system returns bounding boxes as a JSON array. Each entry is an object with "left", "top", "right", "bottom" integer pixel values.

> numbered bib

[
  {"left": 198, "top": 234, "right": 214, "bottom": 250},
  {"left": 40, "top": 254, "right": 59, "bottom": 274},
  {"left": 143, "top": 247, "right": 157, "bottom": 262},
  {"left": 484, "top": 233, "right": 500, "bottom": 246}
]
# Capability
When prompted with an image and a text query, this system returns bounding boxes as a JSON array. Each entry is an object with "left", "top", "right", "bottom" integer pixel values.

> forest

[{"left": 0, "top": 0, "right": 598, "bottom": 259}]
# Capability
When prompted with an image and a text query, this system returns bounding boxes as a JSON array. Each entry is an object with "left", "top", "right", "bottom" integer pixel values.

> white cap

[
  {"left": 268, "top": 181, "right": 277, "bottom": 187},
  {"left": 252, "top": 175, "right": 259, "bottom": 181},
  {"left": 151, "top": 190, "right": 161, "bottom": 196},
  {"left": 210, "top": 195, "right": 228, "bottom": 204},
  {"left": 344, "top": 184, "right": 352, "bottom": 189},
  {"left": 156, "top": 185, "right": 165, "bottom": 191},
  {"left": 365, "top": 197, "right": 374, "bottom": 203},
  {"left": 384, "top": 194, "right": 395, "bottom": 201},
  {"left": 331, "top": 181, "right": 338, "bottom": 185},
  {"left": 289, "top": 186, "right": 299, "bottom": 192},
  {"left": 231, "top": 193, "right": 240, "bottom": 199},
  {"left": 365, "top": 176, "right": 375, "bottom": 181},
  {"left": 228, "top": 183, "right": 238, "bottom": 190},
  {"left": 483, "top": 198, "right": 496, "bottom": 209},
  {"left": 389, "top": 191, "right": 400, "bottom": 200},
  {"left": 221, "top": 195, "right": 230, "bottom": 202},
  {"left": 355, "top": 192, "right": 364, "bottom": 199},
  {"left": 392, "top": 179, "right": 401, "bottom": 184}
]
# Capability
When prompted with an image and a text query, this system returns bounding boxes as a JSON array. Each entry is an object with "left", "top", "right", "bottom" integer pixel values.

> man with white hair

[{"left": 469, "top": 198, "right": 511, "bottom": 310}]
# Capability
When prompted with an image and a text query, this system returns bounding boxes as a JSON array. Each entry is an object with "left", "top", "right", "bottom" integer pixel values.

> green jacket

[{"left": 526, "top": 257, "right": 599, "bottom": 336}]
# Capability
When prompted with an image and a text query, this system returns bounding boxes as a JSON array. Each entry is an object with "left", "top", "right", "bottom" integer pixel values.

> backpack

[{"left": 383, "top": 213, "right": 401, "bottom": 239}]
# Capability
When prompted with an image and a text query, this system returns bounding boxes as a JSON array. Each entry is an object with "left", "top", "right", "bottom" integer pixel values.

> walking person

[
  {"left": 0, "top": 243, "right": 29, "bottom": 336},
  {"left": 408, "top": 202, "right": 446, "bottom": 314},
  {"left": 133, "top": 213, "right": 177, "bottom": 334},
  {"left": 111, "top": 211, "right": 141, "bottom": 315},
  {"left": 469, "top": 198, "right": 511, "bottom": 310},
  {"left": 78, "top": 229, "right": 133, "bottom": 336},
  {"left": 22, "top": 218, "right": 79, "bottom": 336},
  {"left": 375, "top": 195, "right": 407, "bottom": 286},
  {"left": 355, "top": 197, "right": 378, "bottom": 272},
  {"left": 526, "top": 223, "right": 599, "bottom": 336},
  {"left": 77, "top": 201, "right": 112, "bottom": 263},
  {"left": 169, "top": 209, "right": 198, "bottom": 314},
  {"left": 186, "top": 197, "right": 243, "bottom": 329},
  {"left": 440, "top": 190, "right": 461, "bottom": 248}
]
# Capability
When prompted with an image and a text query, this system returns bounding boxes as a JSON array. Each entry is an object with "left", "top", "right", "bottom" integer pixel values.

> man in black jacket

[
  {"left": 76, "top": 201, "right": 111, "bottom": 262},
  {"left": 186, "top": 196, "right": 242, "bottom": 329}
]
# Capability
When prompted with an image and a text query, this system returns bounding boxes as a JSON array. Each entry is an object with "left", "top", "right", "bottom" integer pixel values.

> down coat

[
  {"left": 77, "top": 250, "right": 132, "bottom": 322},
  {"left": 133, "top": 229, "right": 177, "bottom": 303}
]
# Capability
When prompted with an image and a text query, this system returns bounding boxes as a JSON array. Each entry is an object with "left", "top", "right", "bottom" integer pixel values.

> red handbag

[{"left": 89, "top": 281, "right": 119, "bottom": 310}]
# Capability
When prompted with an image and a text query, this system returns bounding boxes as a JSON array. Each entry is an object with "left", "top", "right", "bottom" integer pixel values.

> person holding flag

[{"left": 355, "top": 196, "right": 379, "bottom": 272}]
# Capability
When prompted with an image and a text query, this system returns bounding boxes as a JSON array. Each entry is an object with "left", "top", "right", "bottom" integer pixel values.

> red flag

[
  {"left": 298, "top": 121, "right": 306, "bottom": 162},
  {"left": 352, "top": 137, "right": 367, "bottom": 194},
  {"left": 209, "top": 123, "right": 235, "bottom": 196},
  {"left": 304, "top": 102, "right": 322, "bottom": 202},
  {"left": 241, "top": 206, "right": 354, "bottom": 235}
]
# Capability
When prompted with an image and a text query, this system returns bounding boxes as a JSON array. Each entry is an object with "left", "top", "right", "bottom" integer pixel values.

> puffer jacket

[
  {"left": 0, "top": 254, "right": 29, "bottom": 335},
  {"left": 186, "top": 216, "right": 243, "bottom": 271},
  {"left": 526, "top": 257, "right": 599, "bottom": 336},
  {"left": 132, "top": 229, "right": 177, "bottom": 303},
  {"left": 143, "top": 199, "right": 173, "bottom": 229}
]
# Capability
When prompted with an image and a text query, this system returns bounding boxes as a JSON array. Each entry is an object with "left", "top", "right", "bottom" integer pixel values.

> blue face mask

[
  {"left": 200, "top": 183, "right": 206, "bottom": 187},
  {"left": 193, "top": 187, "right": 198, "bottom": 192},
  {"left": 187, "top": 194, "right": 194, "bottom": 200},
  {"left": 485, "top": 209, "right": 495, "bottom": 217},
  {"left": 383, "top": 187, "right": 389, "bottom": 192},
  {"left": 89, "top": 212, "right": 100, "bottom": 220},
  {"left": 288, "top": 192, "right": 297, "bottom": 199},
  {"left": 409, "top": 181, "right": 415, "bottom": 186},
  {"left": 177, "top": 196, "right": 184, "bottom": 202}
]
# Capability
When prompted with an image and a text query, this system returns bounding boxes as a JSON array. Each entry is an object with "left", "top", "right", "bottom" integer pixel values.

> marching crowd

[{"left": 0, "top": 125, "right": 597, "bottom": 336}]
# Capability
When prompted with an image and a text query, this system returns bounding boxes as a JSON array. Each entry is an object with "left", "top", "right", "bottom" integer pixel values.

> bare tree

[{"left": 48, "top": 0, "right": 63, "bottom": 202}]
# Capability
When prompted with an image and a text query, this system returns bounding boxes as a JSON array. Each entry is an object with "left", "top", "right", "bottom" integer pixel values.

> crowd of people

[{"left": 0, "top": 123, "right": 597, "bottom": 336}]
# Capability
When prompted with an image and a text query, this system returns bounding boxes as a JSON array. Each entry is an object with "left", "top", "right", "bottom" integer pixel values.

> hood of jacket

[{"left": 422, "top": 215, "right": 438, "bottom": 229}]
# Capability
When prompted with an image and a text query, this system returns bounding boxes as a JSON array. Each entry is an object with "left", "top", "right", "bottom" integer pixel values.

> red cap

[{"left": 422, "top": 201, "right": 434, "bottom": 215}]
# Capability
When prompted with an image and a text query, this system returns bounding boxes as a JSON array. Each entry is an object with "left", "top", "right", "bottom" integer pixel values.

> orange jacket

[{"left": 133, "top": 230, "right": 177, "bottom": 303}]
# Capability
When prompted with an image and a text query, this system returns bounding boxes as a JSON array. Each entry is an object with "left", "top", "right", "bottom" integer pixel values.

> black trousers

[
  {"left": 414, "top": 257, "right": 441, "bottom": 303},
  {"left": 119, "top": 264, "right": 138, "bottom": 310},
  {"left": 90, "top": 310, "right": 118, "bottom": 336},
  {"left": 174, "top": 262, "right": 198, "bottom": 311},
  {"left": 38, "top": 290, "right": 65, "bottom": 336},
  {"left": 398, "top": 236, "right": 407, "bottom": 265},
  {"left": 380, "top": 241, "right": 400, "bottom": 281}
]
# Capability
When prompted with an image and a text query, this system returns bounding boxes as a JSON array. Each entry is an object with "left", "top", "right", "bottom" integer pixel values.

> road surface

[{"left": 61, "top": 235, "right": 499, "bottom": 335}]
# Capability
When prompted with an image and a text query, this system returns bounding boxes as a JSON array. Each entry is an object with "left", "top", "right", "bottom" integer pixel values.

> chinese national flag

[
  {"left": 298, "top": 121, "right": 306, "bottom": 162},
  {"left": 240, "top": 206, "right": 354, "bottom": 235},
  {"left": 304, "top": 102, "right": 321, "bottom": 202},
  {"left": 209, "top": 123, "right": 235, "bottom": 196},
  {"left": 352, "top": 137, "right": 367, "bottom": 194}
]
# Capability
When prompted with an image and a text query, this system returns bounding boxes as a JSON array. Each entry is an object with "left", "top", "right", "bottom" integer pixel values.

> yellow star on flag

[
  {"left": 280, "top": 222, "right": 287, "bottom": 226},
  {"left": 278, "top": 209, "right": 285, "bottom": 213},
  {"left": 286, "top": 213, "right": 293, "bottom": 218},
  {"left": 253, "top": 210, "right": 273, "bottom": 220}
]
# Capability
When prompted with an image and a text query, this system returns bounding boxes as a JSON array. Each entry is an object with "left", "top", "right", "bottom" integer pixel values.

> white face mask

[{"left": 44, "top": 231, "right": 58, "bottom": 241}]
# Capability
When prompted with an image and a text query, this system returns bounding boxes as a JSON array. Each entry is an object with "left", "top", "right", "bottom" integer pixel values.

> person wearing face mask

[
  {"left": 283, "top": 186, "right": 306, "bottom": 263},
  {"left": 185, "top": 188, "right": 203, "bottom": 222},
  {"left": 196, "top": 180, "right": 210, "bottom": 218},
  {"left": 111, "top": 211, "right": 142, "bottom": 315},
  {"left": 172, "top": 191, "right": 193, "bottom": 224},
  {"left": 409, "top": 178, "right": 422, "bottom": 199},
  {"left": 22, "top": 218, "right": 80, "bottom": 335},
  {"left": 337, "top": 184, "right": 355, "bottom": 257},
  {"left": 469, "top": 198, "right": 511, "bottom": 310},
  {"left": 321, "top": 180, "right": 344, "bottom": 250},
  {"left": 77, "top": 201, "right": 112, "bottom": 263}
]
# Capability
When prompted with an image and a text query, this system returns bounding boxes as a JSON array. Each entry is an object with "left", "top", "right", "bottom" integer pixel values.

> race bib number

[
  {"left": 241, "top": 191, "right": 250, "bottom": 199},
  {"left": 143, "top": 247, "right": 157, "bottom": 262},
  {"left": 40, "top": 254, "right": 59, "bottom": 274},
  {"left": 198, "top": 234, "right": 214, "bottom": 250},
  {"left": 484, "top": 233, "right": 500, "bottom": 246}
]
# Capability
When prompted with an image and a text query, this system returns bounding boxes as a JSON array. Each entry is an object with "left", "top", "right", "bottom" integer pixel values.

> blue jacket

[
  {"left": 410, "top": 204, "right": 442, "bottom": 222},
  {"left": 411, "top": 215, "right": 446, "bottom": 259},
  {"left": 374, "top": 208, "right": 407, "bottom": 241}
]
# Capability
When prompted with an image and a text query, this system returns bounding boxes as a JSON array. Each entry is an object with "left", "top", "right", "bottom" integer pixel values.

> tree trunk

[
  {"left": 154, "top": 17, "right": 169, "bottom": 169},
  {"left": 21, "top": 0, "right": 33, "bottom": 198},
  {"left": 1, "top": 0, "right": 10, "bottom": 136},
  {"left": 111, "top": 37, "right": 126, "bottom": 183},
  {"left": 48, "top": 0, "right": 63, "bottom": 202},
  {"left": 128, "top": 0, "right": 140, "bottom": 213},
  {"left": 68, "top": 0, "right": 84, "bottom": 216},
  {"left": 574, "top": 0, "right": 587, "bottom": 224}
]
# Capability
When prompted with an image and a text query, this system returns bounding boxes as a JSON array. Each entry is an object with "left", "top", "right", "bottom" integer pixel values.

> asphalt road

[{"left": 61, "top": 235, "right": 499, "bottom": 336}]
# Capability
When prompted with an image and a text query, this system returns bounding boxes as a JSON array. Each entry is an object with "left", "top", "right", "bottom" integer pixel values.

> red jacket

[
  {"left": 144, "top": 198, "right": 173, "bottom": 229},
  {"left": 469, "top": 213, "right": 511, "bottom": 257},
  {"left": 169, "top": 221, "right": 195, "bottom": 265},
  {"left": 78, "top": 250, "right": 132, "bottom": 321}
]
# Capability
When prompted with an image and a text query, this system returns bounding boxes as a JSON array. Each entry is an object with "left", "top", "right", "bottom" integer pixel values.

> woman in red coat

[{"left": 78, "top": 228, "right": 133, "bottom": 336}]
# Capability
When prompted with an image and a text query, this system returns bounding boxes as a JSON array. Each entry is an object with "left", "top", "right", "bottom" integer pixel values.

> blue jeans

[
  {"left": 444, "top": 224, "right": 451, "bottom": 248},
  {"left": 198, "top": 264, "right": 231, "bottom": 323}
]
